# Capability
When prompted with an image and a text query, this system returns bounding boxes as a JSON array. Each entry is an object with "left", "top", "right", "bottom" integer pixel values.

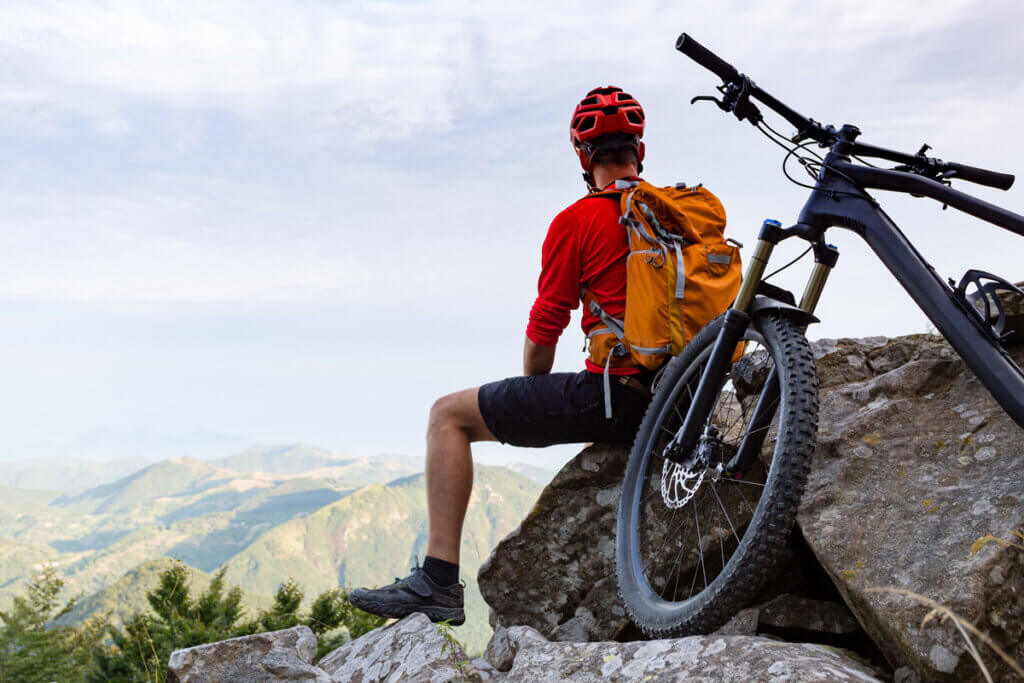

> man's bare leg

[{"left": 424, "top": 387, "right": 497, "bottom": 565}]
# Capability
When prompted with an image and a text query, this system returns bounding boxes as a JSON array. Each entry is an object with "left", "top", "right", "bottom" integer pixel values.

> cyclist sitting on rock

[{"left": 349, "top": 86, "right": 739, "bottom": 625}]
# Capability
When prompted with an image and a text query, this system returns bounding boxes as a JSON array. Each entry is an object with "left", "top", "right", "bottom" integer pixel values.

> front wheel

[{"left": 616, "top": 312, "right": 818, "bottom": 637}]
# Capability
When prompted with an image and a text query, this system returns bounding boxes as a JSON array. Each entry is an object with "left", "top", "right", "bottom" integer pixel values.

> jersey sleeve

[{"left": 526, "top": 207, "right": 581, "bottom": 346}]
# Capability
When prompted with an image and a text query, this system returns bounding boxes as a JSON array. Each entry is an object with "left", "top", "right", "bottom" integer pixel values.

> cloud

[{"left": 0, "top": 1, "right": 1022, "bottom": 458}]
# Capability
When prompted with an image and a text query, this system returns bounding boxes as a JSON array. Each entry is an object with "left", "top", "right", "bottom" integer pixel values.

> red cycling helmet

[
  {"left": 570, "top": 86, "right": 645, "bottom": 149},
  {"left": 571, "top": 86, "right": 645, "bottom": 188}
]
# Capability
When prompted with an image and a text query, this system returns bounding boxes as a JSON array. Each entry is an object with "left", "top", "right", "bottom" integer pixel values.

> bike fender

[{"left": 748, "top": 294, "right": 819, "bottom": 325}]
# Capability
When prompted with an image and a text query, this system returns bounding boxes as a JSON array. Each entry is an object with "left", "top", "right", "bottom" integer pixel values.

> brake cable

[{"left": 761, "top": 244, "right": 813, "bottom": 282}]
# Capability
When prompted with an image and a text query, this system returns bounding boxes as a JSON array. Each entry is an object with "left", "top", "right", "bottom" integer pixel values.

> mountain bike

[{"left": 615, "top": 33, "right": 1024, "bottom": 637}]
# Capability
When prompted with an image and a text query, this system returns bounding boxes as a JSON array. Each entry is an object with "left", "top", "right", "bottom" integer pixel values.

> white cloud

[{"left": 0, "top": 1, "right": 1021, "bottom": 458}]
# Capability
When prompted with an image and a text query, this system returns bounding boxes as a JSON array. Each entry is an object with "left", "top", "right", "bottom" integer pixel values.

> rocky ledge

[{"left": 167, "top": 333, "right": 1024, "bottom": 682}]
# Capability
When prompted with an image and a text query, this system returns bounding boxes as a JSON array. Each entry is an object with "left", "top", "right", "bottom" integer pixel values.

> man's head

[{"left": 570, "top": 86, "right": 646, "bottom": 189}]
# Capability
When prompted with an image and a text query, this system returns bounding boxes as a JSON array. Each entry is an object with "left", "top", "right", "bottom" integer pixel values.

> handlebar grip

[
  {"left": 946, "top": 162, "right": 1015, "bottom": 191},
  {"left": 676, "top": 33, "right": 740, "bottom": 83}
]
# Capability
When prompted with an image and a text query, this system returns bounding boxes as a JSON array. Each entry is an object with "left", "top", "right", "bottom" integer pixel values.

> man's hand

[{"left": 523, "top": 337, "right": 556, "bottom": 376}]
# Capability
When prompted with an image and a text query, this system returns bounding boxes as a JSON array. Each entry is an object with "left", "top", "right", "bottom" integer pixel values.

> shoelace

[{"left": 393, "top": 557, "right": 424, "bottom": 584}]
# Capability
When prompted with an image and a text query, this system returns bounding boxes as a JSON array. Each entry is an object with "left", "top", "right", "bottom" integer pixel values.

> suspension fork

[
  {"left": 664, "top": 219, "right": 782, "bottom": 465},
  {"left": 721, "top": 239, "right": 838, "bottom": 474},
  {"left": 664, "top": 218, "right": 837, "bottom": 467}
]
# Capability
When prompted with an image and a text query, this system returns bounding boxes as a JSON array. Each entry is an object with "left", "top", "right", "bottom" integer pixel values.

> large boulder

[
  {"left": 799, "top": 335, "right": 1024, "bottom": 681},
  {"left": 477, "top": 443, "right": 632, "bottom": 641},
  {"left": 479, "top": 333, "right": 1024, "bottom": 681},
  {"left": 167, "top": 626, "right": 329, "bottom": 682},
  {"left": 495, "top": 623, "right": 884, "bottom": 681},
  {"left": 318, "top": 613, "right": 485, "bottom": 682}
]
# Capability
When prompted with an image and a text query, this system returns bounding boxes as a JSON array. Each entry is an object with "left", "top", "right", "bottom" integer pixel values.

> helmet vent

[
  {"left": 626, "top": 111, "right": 643, "bottom": 125},
  {"left": 576, "top": 116, "right": 596, "bottom": 132},
  {"left": 580, "top": 96, "right": 599, "bottom": 106}
]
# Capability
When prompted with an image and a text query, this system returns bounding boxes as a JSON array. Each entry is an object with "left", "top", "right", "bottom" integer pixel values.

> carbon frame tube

[
  {"left": 835, "top": 162, "right": 1024, "bottom": 237},
  {"left": 799, "top": 162, "right": 1024, "bottom": 429}
]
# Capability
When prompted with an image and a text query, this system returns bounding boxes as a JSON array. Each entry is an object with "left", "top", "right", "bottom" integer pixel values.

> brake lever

[{"left": 690, "top": 94, "right": 729, "bottom": 112}]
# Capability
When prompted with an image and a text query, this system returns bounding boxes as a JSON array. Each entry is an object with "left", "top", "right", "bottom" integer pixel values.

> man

[{"left": 349, "top": 87, "right": 655, "bottom": 625}]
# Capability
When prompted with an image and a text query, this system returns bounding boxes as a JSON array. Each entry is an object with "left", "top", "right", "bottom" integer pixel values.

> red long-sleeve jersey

[{"left": 526, "top": 185, "right": 638, "bottom": 375}]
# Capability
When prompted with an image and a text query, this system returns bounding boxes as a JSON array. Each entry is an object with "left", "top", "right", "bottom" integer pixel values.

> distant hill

[
  {"left": 0, "top": 454, "right": 543, "bottom": 655},
  {"left": 0, "top": 537, "right": 57, "bottom": 610},
  {"left": 506, "top": 463, "right": 556, "bottom": 486},
  {"left": 57, "top": 557, "right": 274, "bottom": 628},
  {"left": 212, "top": 444, "right": 342, "bottom": 474},
  {"left": 0, "top": 456, "right": 151, "bottom": 495},
  {"left": 222, "top": 465, "right": 541, "bottom": 654},
  {"left": 212, "top": 445, "right": 421, "bottom": 486},
  {"left": 55, "top": 458, "right": 256, "bottom": 515}
]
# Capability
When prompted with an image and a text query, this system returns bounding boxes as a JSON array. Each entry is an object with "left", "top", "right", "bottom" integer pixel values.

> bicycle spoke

[
  {"left": 663, "top": 527, "right": 692, "bottom": 600},
  {"left": 710, "top": 482, "right": 741, "bottom": 542},
  {"left": 652, "top": 487, "right": 708, "bottom": 581},
  {"left": 720, "top": 476, "right": 764, "bottom": 487},
  {"left": 728, "top": 478, "right": 757, "bottom": 517},
  {"left": 692, "top": 495, "right": 708, "bottom": 590}
]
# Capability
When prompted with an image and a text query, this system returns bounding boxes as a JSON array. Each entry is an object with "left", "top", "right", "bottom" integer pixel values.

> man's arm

[
  {"left": 525, "top": 209, "right": 580, "bottom": 373},
  {"left": 523, "top": 337, "right": 556, "bottom": 376}
]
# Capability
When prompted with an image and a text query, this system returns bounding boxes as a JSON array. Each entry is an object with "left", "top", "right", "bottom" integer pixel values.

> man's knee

[
  {"left": 427, "top": 388, "right": 493, "bottom": 442},
  {"left": 428, "top": 391, "right": 470, "bottom": 436}
]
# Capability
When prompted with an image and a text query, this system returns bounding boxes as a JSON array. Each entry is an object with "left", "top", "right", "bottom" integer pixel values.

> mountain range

[{"left": 0, "top": 445, "right": 552, "bottom": 654}]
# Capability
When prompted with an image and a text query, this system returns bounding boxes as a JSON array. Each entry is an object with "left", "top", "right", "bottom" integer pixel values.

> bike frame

[{"left": 667, "top": 131, "right": 1024, "bottom": 466}]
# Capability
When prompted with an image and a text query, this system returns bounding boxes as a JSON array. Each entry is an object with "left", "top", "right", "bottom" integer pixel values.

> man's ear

[
  {"left": 637, "top": 141, "right": 646, "bottom": 164},
  {"left": 577, "top": 147, "right": 592, "bottom": 173}
]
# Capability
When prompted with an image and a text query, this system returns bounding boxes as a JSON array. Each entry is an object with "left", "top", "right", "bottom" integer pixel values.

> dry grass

[{"left": 867, "top": 529, "right": 1024, "bottom": 682}]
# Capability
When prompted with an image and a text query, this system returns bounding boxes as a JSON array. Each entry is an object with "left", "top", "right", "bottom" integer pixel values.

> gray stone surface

[
  {"left": 483, "top": 625, "right": 515, "bottom": 672},
  {"left": 714, "top": 607, "right": 760, "bottom": 635},
  {"left": 757, "top": 594, "right": 862, "bottom": 635},
  {"left": 477, "top": 442, "right": 751, "bottom": 642},
  {"left": 318, "top": 613, "right": 481, "bottom": 682},
  {"left": 167, "top": 626, "right": 329, "bottom": 683},
  {"left": 800, "top": 335, "right": 1024, "bottom": 682},
  {"left": 477, "top": 444, "right": 633, "bottom": 641},
  {"left": 501, "top": 625, "right": 884, "bottom": 682}
]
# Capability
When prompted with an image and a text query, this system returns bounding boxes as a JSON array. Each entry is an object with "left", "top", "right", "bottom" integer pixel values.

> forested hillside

[{"left": 0, "top": 446, "right": 548, "bottom": 654}]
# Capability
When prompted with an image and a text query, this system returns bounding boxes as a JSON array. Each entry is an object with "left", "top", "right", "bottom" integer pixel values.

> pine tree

[{"left": 0, "top": 567, "right": 105, "bottom": 682}]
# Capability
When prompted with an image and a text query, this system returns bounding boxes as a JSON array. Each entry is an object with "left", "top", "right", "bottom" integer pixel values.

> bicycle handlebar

[
  {"left": 675, "top": 34, "right": 739, "bottom": 83},
  {"left": 945, "top": 162, "right": 1015, "bottom": 191},
  {"left": 675, "top": 32, "right": 1016, "bottom": 191}
]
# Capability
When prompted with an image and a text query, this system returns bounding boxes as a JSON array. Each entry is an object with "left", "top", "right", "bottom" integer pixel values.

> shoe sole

[{"left": 350, "top": 597, "right": 466, "bottom": 626}]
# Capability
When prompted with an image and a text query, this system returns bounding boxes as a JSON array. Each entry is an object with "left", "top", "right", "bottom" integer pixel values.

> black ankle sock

[{"left": 423, "top": 556, "right": 459, "bottom": 586}]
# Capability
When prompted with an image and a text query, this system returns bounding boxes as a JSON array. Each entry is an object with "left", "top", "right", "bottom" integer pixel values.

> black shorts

[{"left": 477, "top": 370, "right": 652, "bottom": 448}]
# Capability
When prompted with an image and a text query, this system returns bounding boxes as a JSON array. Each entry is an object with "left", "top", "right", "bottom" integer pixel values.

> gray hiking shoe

[{"left": 349, "top": 562, "right": 465, "bottom": 625}]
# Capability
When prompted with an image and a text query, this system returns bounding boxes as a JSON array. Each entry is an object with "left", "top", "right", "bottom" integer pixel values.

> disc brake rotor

[{"left": 660, "top": 459, "right": 706, "bottom": 509}]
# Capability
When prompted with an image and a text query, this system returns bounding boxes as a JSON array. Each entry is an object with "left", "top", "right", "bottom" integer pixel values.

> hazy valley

[{"left": 0, "top": 445, "right": 550, "bottom": 653}]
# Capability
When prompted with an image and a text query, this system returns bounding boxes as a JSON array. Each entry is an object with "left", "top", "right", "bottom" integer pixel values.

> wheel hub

[{"left": 660, "top": 425, "right": 724, "bottom": 509}]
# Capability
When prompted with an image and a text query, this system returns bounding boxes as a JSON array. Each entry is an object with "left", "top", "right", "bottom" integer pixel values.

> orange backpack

[{"left": 583, "top": 179, "right": 742, "bottom": 407}]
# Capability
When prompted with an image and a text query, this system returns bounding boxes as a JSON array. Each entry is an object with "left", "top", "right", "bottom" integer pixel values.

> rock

[
  {"left": 799, "top": 335, "right": 1024, "bottom": 681},
  {"left": 478, "top": 333, "right": 1023, "bottom": 680},
  {"left": 477, "top": 444, "right": 633, "bottom": 641},
  {"left": 483, "top": 625, "right": 515, "bottom": 671},
  {"left": 478, "top": 443, "right": 749, "bottom": 642},
  {"left": 501, "top": 625, "right": 884, "bottom": 681},
  {"left": 318, "top": 613, "right": 481, "bottom": 682},
  {"left": 714, "top": 607, "right": 759, "bottom": 635},
  {"left": 757, "top": 594, "right": 861, "bottom": 635},
  {"left": 167, "top": 626, "right": 329, "bottom": 683}
]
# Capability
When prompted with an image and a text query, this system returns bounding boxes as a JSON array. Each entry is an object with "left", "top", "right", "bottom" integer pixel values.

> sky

[{"left": 1, "top": 0, "right": 1022, "bottom": 466}]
